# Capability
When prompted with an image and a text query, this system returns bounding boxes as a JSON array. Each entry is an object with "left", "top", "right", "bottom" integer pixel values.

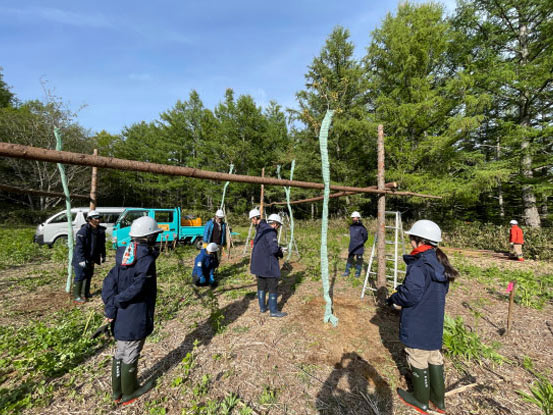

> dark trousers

[{"left": 256, "top": 276, "right": 278, "bottom": 294}]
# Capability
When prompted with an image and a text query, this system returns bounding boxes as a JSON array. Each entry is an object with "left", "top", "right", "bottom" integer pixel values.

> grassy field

[{"left": 0, "top": 221, "right": 552, "bottom": 414}]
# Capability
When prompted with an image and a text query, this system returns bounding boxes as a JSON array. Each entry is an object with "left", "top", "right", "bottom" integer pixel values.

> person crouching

[
  {"left": 102, "top": 216, "right": 162, "bottom": 406},
  {"left": 192, "top": 242, "right": 220, "bottom": 287}
]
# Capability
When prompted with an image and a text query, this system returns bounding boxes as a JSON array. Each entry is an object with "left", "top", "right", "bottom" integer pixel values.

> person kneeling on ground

[
  {"left": 249, "top": 210, "right": 287, "bottom": 318},
  {"left": 387, "top": 219, "right": 458, "bottom": 415},
  {"left": 102, "top": 216, "right": 163, "bottom": 406},
  {"left": 192, "top": 242, "right": 220, "bottom": 287}
]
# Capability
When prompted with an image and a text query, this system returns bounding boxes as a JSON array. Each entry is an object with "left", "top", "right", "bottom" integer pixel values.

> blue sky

[{"left": 0, "top": 0, "right": 455, "bottom": 135}]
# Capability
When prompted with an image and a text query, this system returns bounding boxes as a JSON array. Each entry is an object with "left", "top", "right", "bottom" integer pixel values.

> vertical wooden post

[
  {"left": 376, "top": 125, "right": 387, "bottom": 302},
  {"left": 259, "top": 167, "right": 265, "bottom": 217},
  {"left": 90, "top": 149, "right": 98, "bottom": 210},
  {"left": 506, "top": 281, "right": 517, "bottom": 333}
]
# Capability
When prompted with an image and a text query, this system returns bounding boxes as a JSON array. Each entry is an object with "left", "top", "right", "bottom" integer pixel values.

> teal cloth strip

[
  {"left": 219, "top": 164, "right": 234, "bottom": 210},
  {"left": 54, "top": 128, "right": 75, "bottom": 293},
  {"left": 285, "top": 160, "right": 295, "bottom": 262},
  {"left": 319, "top": 110, "right": 338, "bottom": 326}
]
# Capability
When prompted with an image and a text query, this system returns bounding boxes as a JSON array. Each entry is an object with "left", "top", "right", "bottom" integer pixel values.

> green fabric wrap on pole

[
  {"left": 277, "top": 161, "right": 296, "bottom": 262},
  {"left": 54, "top": 128, "right": 74, "bottom": 293},
  {"left": 219, "top": 164, "right": 234, "bottom": 210},
  {"left": 319, "top": 110, "right": 338, "bottom": 326}
]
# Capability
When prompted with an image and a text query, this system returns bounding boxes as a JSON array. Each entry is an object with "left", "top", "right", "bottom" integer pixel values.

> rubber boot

[
  {"left": 342, "top": 259, "right": 352, "bottom": 277},
  {"left": 397, "top": 367, "right": 430, "bottom": 414},
  {"left": 268, "top": 293, "right": 287, "bottom": 318},
  {"left": 112, "top": 358, "right": 122, "bottom": 402},
  {"left": 73, "top": 281, "right": 85, "bottom": 304},
  {"left": 83, "top": 276, "right": 92, "bottom": 300},
  {"left": 258, "top": 290, "right": 267, "bottom": 313},
  {"left": 428, "top": 364, "right": 446, "bottom": 413},
  {"left": 120, "top": 360, "right": 156, "bottom": 405},
  {"left": 354, "top": 260, "right": 362, "bottom": 278}
]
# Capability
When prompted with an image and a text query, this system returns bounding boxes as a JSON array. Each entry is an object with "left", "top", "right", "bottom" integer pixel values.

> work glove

[
  {"left": 202, "top": 242, "right": 208, "bottom": 249},
  {"left": 78, "top": 261, "right": 87, "bottom": 268}
]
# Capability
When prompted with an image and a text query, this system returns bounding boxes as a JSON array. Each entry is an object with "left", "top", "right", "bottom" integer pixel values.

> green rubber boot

[
  {"left": 428, "top": 364, "right": 446, "bottom": 413},
  {"left": 397, "top": 367, "right": 430, "bottom": 414},
  {"left": 112, "top": 358, "right": 122, "bottom": 402},
  {"left": 73, "top": 281, "right": 85, "bottom": 304},
  {"left": 120, "top": 360, "right": 156, "bottom": 405}
]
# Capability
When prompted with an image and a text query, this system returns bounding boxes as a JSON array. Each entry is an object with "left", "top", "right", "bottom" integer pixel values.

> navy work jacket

[
  {"left": 388, "top": 249, "right": 449, "bottom": 350},
  {"left": 203, "top": 219, "right": 226, "bottom": 246},
  {"left": 250, "top": 220, "right": 283, "bottom": 278},
  {"left": 102, "top": 244, "right": 158, "bottom": 341},
  {"left": 192, "top": 249, "right": 219, "bottom": 282},
  {"left": 72, "top": 223, "right": 106, "bottom": 266},
  {"left": 348, "top": 221, "right": 368, "bottom": 255}
]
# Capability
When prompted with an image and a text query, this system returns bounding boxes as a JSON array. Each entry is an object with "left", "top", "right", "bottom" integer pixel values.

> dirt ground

[{"left": 1, "top": 247, "right": 552, "bottom": 415}]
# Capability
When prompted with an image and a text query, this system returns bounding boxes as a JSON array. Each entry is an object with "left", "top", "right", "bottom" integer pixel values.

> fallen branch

[{"left": 445, "top": 382, "right": 479, "bottom": 397}]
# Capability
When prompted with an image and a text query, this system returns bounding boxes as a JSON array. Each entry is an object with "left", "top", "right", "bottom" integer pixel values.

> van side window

[
  {"left": 155, "top": 211, "right": 173, "bottom": 223},
  {"left": 50, "top": 212, "right": 77, "bottom": 224},
  {"left": 119, "top": 211, "right": 148, "bottom": 228},
  {"left": 101, "top": 213, "right": 120, "bottom": 224}
]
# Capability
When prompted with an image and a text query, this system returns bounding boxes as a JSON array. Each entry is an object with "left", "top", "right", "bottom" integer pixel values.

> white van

[{"left": 34, "top": 207, "right": 126, "bottom": 247}]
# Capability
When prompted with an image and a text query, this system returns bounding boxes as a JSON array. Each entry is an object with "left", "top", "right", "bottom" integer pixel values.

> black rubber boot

[
  {"left": 120, "top": 360, "right": 155, "bottom": 405},
  {"left": 73, "top": 281, "right": 85, "bottom": 304},
  {"left": 428, "top": 364, "right": 446, "bottom": 413},
  {"left": 258, "top": 290, "right": 267, "bottom": 313},
  {"left": 83, "top": 276, "right": 92, "bottom": 300},
  {"left": 112, "top": 358, "right": 122, "bottom": 402},
  {"left": 397, "top": 367, "right": 430, "bottom": 414},
  {"left": 268, "top": 293, "right": 287, "bottom": 318}
]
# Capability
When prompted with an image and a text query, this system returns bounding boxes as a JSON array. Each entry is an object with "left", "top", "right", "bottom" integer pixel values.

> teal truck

[{"left": 112, "top": 207, "right": 204, "bottom": 249}]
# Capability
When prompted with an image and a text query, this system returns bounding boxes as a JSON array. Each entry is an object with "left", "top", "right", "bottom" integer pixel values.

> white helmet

[
  {"left": 206, "top": 242, "right": 219, "bottom": 253},
  {"left": 268, "top": 213, "right": 282, "bottom": 225},
  {"left": 215, "top": 209, "right": 225, "bottom": 218},
  {"left": 249, "top": 208, "right": 261, "bottom": 219},
  {"left": 405, "top": 219, "right": 442, "bottom": 244},
  {"left": 87, "top": 210, "right": 102, "bottom": 219},
  {"left": 351, "top": 211, "right": 361, "bottom": 218},
  {"left": 510, "top": 219, "right": 518, "bottom": 225},
  {"left": 129, "top": 216, "right": 163, "bottom": 238}
]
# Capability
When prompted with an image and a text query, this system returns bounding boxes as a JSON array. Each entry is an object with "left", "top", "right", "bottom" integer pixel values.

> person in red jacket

[{"left": 509, "top": 219, "right": 524, "bottom": 261}]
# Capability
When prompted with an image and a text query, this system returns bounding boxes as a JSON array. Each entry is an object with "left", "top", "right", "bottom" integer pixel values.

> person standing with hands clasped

[
  {"left": 72, "top": 210, "right": 106, "bottom": 303},
  {"left": 387, "top": 220, "right": 458, "bottom": 414},
  {"left": 343, "top": 211, "right": 368, "bottom": 277},
  {"left": 509, "top": 219, "right": 524, "bottom": 261},
  {"left": 249, "top": 209, "right": 287, "bottom": 318},
  {"left": 102, "top": 216, "right": 162, "bottom": 406}
]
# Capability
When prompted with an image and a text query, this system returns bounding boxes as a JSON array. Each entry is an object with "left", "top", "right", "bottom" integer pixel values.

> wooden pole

[
  {"left": 506, "top": 281, "right": 517, "bottom": 333},
  {"left": 259, "top": 167, "right": 265, "bottom": 217},
  {"left": 376, "top": 125, "right": 387, "bottom": 302},
  {"left": 89, "top": 149, "right": 98, "bottom": 210},
  {"left": 0, "top": 142, "right": 441, "bottom": 198}
]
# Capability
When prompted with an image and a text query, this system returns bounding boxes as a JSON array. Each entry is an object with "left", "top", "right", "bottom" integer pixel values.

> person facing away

[
  {"left": 509, "top": 219, "right": 524, "bottom": 261},
  {"left": 72, "top": 209, "right": 106, "bottom": 303},
  {"left": 387, "top": 219, "right": 458, "bottom": 415},
  {"left": 202, "top": 209, "right": 226, "bottom": 257},
  {"left": 102, "top": 215, "right": 163, "bottom": 406},
  {"left": 249, "top": 209, "right": 287, "bottom": 318},
  {"left": 343, "top": 211, "right": 368, "bottom": 277},
  {"left": 192, "top": 242, "right": 220, "bottom": 287}
]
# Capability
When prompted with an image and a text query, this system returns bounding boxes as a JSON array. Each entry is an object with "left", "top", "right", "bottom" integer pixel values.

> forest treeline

[{"left": 1, "top": 0, "right": 552, "bottom": 227}]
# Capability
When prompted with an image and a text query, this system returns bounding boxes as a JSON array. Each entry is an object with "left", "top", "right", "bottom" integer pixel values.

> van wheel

[
  {"left": 53, "top": 235, "right": 68, "bottom": 247},
  {"left": 195, "top": 239, "right": 203, "bottom": 250}
]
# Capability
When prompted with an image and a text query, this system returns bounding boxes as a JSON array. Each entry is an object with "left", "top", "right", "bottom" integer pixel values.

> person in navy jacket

[
  {"left": 102, "top": 216, "right": 162, "bottom": 406},
  {"left": 192, "top": 243, "right": 220, "bottom": 287},
  {"left": 249, "top": 209, "right": 286, "bottom": 318},
  {"left": 72, "top": 210, "right": 106, "bottom": 303},
  {"left": 202, "top": 209, "right": 226, "bottom": 260},
  {"left": 343, "top": 211, "right": 368, "bottom": 277},
  {"left": 387, "top": 220, "right": 458, "bottom": 414}
]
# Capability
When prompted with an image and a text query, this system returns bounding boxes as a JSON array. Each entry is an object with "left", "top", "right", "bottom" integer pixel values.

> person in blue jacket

[
  {"left": 72, "top": 209, "right": 106, "bottom": 303},
  {"left": 202, "top": 209, "right": 226, "bottom": 260},
  {"left": 343, "top": 211, "right": 368, "bottom": 277},
  {"left": 102, "top": 215, "right": 163, "bottom": 406},
  {"left": 387, "top": 220, "right": 458, "bottom": 414},
  {"left": 249, "top": 209, "right": 286, "bottom": 318},
  {"left": 192, "top": 242, "right": 220, "bottom": 287}
]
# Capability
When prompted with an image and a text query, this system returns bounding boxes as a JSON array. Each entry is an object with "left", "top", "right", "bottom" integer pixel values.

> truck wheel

[
  {"left": 53, "top": 235, "right": 68, "bottom": 247},
  {"left": 195, "top": 239, "right": 203, "bottom": 250}
]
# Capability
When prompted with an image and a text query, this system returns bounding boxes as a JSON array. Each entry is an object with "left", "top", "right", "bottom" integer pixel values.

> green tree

[{"left": 0, "top": 68, "right": 14, "bottom": 108}]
